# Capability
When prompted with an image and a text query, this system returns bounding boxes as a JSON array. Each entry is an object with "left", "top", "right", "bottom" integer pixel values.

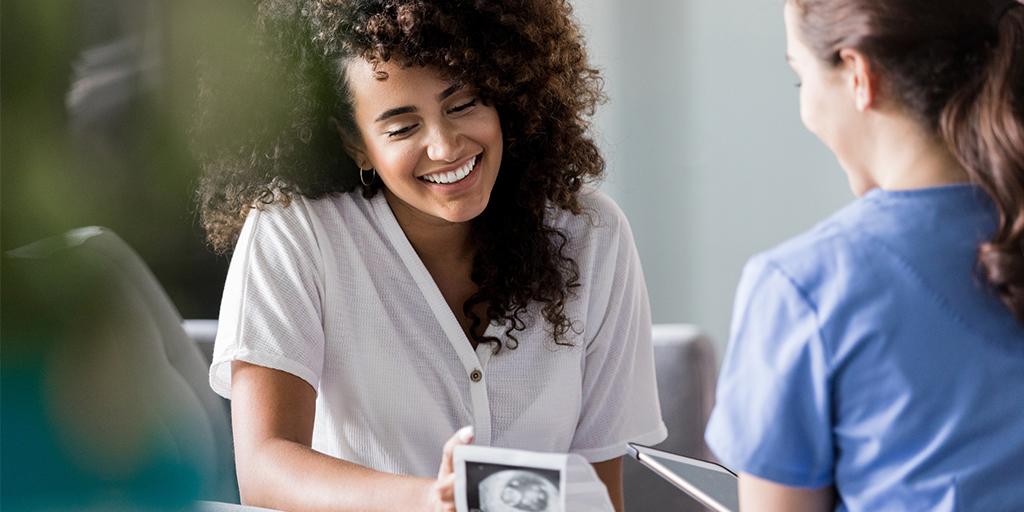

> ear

[
  {"left": 330, "top": 116, "right": 372, "bottom": 170},
  {"left": 838, "top": 48, "right": 877, "bottom": 112}
]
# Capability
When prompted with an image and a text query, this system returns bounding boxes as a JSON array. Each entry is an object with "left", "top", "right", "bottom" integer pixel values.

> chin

[{"left": 436, "top": 202, "right": 489, "bottom": 224}]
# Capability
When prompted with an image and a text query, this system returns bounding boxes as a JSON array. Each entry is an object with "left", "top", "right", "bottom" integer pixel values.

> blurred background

[
  {"left": 2, "top": 0, "right": 851, "bottom": 509},
  {"left": 3, "top": 1, "right": 247, "bottom": 509},
  {"left": 2, "top": 0, "right": 231, "bottom": 316},
  {"left": 573, "top": 0, "right": 851, "bottom": 352}
]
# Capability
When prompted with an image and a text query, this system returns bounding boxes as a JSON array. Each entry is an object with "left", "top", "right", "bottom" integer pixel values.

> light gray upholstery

[
  {"left": 623, "top": 324, "right": 718, "bottom": 511},
  {"left": 184, "top": 319, "right": 218, "bottom": 364},
  {"left": 8, "top": 227, "right": 239, "bottom": 504}
]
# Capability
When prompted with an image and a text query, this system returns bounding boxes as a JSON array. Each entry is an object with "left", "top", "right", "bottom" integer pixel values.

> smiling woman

[
  {"left": 195, "top": 0, "right": 606, "bottom": 353},
  {"left": 340, "top": 60, "right": 503, "bottom": 226},
  {"left": 192, "top": 1, "right": 666, "bottom": 511}
]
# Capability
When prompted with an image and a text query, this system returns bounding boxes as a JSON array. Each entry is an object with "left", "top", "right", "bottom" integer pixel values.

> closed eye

[
  {"left": 447, "top": 98, "right": 477, "bottom": 114},
  {"left": 386, "top": 124, "right": 419, "bottom": 138}
]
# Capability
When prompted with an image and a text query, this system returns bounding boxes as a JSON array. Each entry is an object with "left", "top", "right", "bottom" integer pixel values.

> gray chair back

[{"left": 623, "top": 324, "right": 717, "bottom": 511}]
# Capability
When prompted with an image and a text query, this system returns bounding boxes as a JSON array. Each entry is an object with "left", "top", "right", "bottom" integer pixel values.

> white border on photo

[{"left": 454, "top": 445, "right": 568, "bottom": 512}]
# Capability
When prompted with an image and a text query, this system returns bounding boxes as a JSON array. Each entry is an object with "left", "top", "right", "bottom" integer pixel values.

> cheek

[
  {"left": 473, "top": 108, "right": 504, "bottom": 150},
  {"left": 799, "top": 84, "right": 826, "bottom": 137},
  {"left": 799, "top": 81, "right": 846, "bottom": 153},
  {"left": 367, "top": 144, "right": 420, "bottom": 181},
  {"left": 799, "top": 92, "right": 815, "bottom": 133}
]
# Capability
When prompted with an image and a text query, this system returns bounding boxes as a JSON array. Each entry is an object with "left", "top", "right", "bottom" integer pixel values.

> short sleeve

[
  {"left": 570, "top": 205, "right": 668, "bottom": 462},
  {"left": 705, "top": 256, "right": 834, "bottom": 488},
  {"left": 209, "top": 200, "right": 326, "bottom": 399}
]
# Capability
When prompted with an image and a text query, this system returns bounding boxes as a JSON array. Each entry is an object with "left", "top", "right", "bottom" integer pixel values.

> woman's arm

[
  {"left": 739, "top": 472, "right": 835, "bottom": 512},
  {"left": 230, "top": 361, "right": 461, "bottom": 512},
  {"left": 592, "top": 457, "right": 624, "bottom": 512}
]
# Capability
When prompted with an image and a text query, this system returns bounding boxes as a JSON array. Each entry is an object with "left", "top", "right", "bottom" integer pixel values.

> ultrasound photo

[{"left": 465, "top": 462, "right": 563, "bottom": 512}]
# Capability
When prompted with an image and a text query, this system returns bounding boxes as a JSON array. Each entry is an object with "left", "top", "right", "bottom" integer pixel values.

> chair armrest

[{"left": 183, "top": 319, "right": 218, "bottom": 364}]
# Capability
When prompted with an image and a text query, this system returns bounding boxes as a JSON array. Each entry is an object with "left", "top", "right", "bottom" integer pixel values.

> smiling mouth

[{"left": 418, "top": 155, "right": 479, "bottom": 185}]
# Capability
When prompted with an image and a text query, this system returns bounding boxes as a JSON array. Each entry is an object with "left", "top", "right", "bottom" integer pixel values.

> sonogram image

[{"left": 465, "top": 462, "right": 562, "bottom": 512}]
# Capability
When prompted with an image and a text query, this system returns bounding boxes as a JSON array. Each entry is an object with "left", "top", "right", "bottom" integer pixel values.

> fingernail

[{"left": 458, "top": 425, "right": 474, "bottom": 442}]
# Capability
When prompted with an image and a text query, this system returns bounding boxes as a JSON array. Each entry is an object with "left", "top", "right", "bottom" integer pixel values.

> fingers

[
  {"left": 432, "top": 472, "right": 457, "bottom": 504},
  {"left": 427, "top": 473, "right": 457, "bottom": 512},
  {"left": 431, "top": 426, "right": 474, "bottom": 511},
  {"left": 438, "top": 425, "right": 474, "bottom": 478}
]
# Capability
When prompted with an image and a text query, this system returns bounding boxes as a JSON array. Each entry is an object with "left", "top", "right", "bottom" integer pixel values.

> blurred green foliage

[
  {"left": 0, "top": 0, "right": 257, "bottom": 318},
  {"left": 2, "top": 0, "right": 264, "bottom": 508}
]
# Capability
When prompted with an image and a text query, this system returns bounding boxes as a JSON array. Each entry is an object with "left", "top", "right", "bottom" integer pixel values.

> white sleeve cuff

[
  {"left": 209, "top": 347, "right": 320, "bottom": 399},
  {"left": 571, "top": 422, "right": 669, "bottom": 463}
]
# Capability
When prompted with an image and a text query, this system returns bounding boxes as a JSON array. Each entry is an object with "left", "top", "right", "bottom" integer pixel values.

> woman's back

[{"left": 707, "top": 184, "right": 1024, "bottom": 510}]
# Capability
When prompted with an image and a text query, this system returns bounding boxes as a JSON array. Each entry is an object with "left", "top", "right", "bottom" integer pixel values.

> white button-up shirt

[{"left": 210, "top": 188, "right": 666, "bottom": 477}]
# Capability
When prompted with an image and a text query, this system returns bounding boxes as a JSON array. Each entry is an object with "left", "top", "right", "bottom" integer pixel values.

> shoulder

[
  {"left": 576, "top": 186, "right": 629, "bottom": 222},
  {"left": 234, "top": 191, "right": 375, "bottom": 263},
  {"left": 547, "top": 187, "right": 633, "bottom": 247},
  {"left": 577, "top": 186, "right": 629, "bottom": 227},
  {"left": 544, "top": 188, "right": 643, "bottom": 284},
  {"left": 244, "top": 191, "right": 369, "bottom": 234},
  {"left": 746, "top": 197, "right": 881, "bottom": 300}
]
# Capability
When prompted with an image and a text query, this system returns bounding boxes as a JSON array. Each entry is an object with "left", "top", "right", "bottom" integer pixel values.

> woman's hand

[{"left": 425, "top": 426, "right": 475, "bottom": 512}]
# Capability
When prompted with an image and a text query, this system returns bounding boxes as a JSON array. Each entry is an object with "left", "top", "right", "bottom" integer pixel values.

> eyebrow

[
  {"left": 375, "top": 106, "right": 417, "bottom": 122},
  {"left": 437, "top": 83, "right": 462, "bottom": 101},
  {"left": 373, "top": 83, "right": 465, "bottom": 123}
]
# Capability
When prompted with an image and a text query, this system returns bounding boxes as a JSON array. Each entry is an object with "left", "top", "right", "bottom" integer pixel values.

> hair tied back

[{"left": 995, "top": 0, "right": 1023, "bottom": 26}]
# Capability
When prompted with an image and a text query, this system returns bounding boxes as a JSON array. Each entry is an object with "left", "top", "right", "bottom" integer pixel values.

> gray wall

[{"left": 572, "top": 0, "right": 853, "bottom": 355}]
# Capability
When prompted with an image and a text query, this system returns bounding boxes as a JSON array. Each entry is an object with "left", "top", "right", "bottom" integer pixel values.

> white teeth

[{"left": 421, "top": 156, "right": 477, "bottom": 184}]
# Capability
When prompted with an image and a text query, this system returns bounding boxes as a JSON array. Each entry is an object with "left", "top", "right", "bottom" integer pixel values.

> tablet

[{"left": 627, "top": 443, "right": 739, "bottom": 512}]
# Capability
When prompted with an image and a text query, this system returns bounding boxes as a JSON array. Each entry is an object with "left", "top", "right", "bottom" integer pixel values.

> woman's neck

[
  {"left": 384, "top": 189, "right": 474, "bottom": 266},
  {"left": 864, "top": 114, "right": 970, "bottom": 191}
]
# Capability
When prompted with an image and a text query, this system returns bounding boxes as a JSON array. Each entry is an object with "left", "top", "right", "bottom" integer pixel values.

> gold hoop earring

[{"left": 360, "top": 168, "right": 376, "bottom": 187}]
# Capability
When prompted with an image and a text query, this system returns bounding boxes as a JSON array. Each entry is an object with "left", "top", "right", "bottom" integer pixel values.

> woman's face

[
  {"left": 784, "top": 2, "right": 875, "bottom": 194},
  {"left": 344, "top": 58, "right": 503, "bottom": 225}
]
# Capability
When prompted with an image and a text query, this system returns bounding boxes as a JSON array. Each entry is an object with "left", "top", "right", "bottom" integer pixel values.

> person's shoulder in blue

[
  {"left": 705, "top": 1, "right": 1024, "bottom": 511},
  {"left": 707, "top": 185, "right": 1024, "bottom": 510}
]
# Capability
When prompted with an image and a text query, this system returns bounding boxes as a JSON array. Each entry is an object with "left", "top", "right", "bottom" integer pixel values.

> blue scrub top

[{"left": 705, "top": 184, "right": 1024, "bottom": 511}]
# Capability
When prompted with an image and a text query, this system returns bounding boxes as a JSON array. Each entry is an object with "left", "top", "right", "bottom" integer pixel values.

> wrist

[{"left": 406, "top": 476, "right": 437, "bottom": 512}]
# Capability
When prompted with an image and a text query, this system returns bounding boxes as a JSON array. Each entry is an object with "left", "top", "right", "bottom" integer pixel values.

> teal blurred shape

[{"left": 2, "top": 227, "right": 239, "bottom": 510}]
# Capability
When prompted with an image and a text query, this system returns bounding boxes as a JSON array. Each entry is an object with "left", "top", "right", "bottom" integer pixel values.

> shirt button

[{"left": 470, "top": 369, "right": 483, "bottom": 382}]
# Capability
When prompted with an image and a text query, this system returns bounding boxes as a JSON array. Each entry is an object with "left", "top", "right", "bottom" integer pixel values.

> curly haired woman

[{"left": 195, "top": 1, "right": 666, "bottom": 510}]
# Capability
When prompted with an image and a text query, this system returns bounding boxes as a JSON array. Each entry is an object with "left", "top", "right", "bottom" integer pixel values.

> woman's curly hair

[{"left": 194, "top": 0, "right": 606, "bottom": 350}]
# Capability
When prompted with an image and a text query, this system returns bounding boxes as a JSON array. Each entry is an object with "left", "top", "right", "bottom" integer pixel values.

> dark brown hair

[
  {"left": 193, "top": 0, "right": 605, "bottom": 350},
  {"left": 792, "top": 0, "right": 1024, "bottom": 321}
]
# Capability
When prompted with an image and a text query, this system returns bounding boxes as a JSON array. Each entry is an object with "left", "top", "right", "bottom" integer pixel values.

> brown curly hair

[{"left": 194, "top": 0, "right": 606, "bottom": 350}]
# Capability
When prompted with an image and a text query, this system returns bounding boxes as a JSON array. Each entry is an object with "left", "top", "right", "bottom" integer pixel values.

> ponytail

[{"left": 940, "top": 3, "right": 1024, "bottom": 321}]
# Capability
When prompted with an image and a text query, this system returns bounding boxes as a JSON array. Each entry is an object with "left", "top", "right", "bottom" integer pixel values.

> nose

[{"left": 425, "top": 121, "right": 464, "bottom": 163}]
